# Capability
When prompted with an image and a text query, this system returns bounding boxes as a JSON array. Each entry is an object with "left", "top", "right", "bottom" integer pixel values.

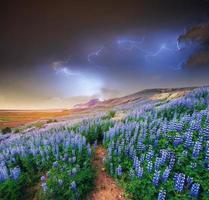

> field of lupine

[
  {"left": 1, "top": 87, "right": 209, "bottom": 199},
  {"left": 104, "top": 88, "right": 209, "bottom": 199},
  {"left": 0, "top": 127, "right": 96, "bottom": 200}
]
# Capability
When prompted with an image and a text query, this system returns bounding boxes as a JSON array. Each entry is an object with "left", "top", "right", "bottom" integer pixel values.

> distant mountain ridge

[
  {"left": 72, "top": 86, "right": 198, "bottom": 110},
  {"left": 73, "top": 98, "right": 101, "bottom": 109}
]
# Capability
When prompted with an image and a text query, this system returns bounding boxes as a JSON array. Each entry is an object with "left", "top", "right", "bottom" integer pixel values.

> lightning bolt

[
  {"left": 117, "top": 37, "right": 180, "bottom": 61},
  {"left": 87, "top": 47, "right": 104, "bottom": 63},
  {"left": 117, "top": 37, "right": 145, "bottom": 51},
  {"left": 117, "top": 37, "right": 184, "bottom": 71},
  {"left": 145, "top": 43, "right": 177, "bottom": 60},
  {"left": 176, "top": 40, "right": 181, "bottom": 50},
  {"left": 52, "top": 61, "right": 79, "bottom": 76}
]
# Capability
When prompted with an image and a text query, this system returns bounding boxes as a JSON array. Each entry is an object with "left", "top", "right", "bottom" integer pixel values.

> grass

[{"left": 0, "top": 117, "right": 13, "bottom": 122}]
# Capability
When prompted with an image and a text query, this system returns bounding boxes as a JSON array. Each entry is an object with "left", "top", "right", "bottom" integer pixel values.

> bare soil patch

[{"left": 91, "top": 146, "right": 125, "bottom": 200}]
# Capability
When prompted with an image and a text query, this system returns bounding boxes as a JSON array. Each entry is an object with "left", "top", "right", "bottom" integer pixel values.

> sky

[{"left": 1, "top": 0, "right": 209, "bottom": 109}]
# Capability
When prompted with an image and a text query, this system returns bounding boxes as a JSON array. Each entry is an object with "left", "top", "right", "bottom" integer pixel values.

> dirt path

[
  {"left": 23, "top": 146, "right": 126, "bottom": 200},
  {"left": 91, "top": 146, "right": 126, "bottom": 200},
  {"left": 22, "top": 180, "right": 40, "bottom": 200}
]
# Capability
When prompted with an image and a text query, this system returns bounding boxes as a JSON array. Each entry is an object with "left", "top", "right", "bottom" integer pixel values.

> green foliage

[
  {"left": 38, "top": 149, "right": 95, "bottom": 200},
  {"left": 14, "top": 128, "right": 20, "bottom": 133},
  {"left": 1, "top": 126, "right": 12, "bottom": 134},
  {"left": 39, "top": 166, "right": 95, "bottom": 200},
  {"left": 104, "top": 111, "right": 116, "bottom": 119},
  {"left": 34, "top": 121, "right": 45, "bottom": 129},
  {"left": 46, "top": 119, "right": 58, "bottom": 123},
  {"left": 71, "top": 118, "right": 114, "bottom": 144},
  {"left": 194, "top": 103, "right": 207, "bottom": 112},
  {"left": 0, "top": 174, "right": 29, "bottom": 200}
]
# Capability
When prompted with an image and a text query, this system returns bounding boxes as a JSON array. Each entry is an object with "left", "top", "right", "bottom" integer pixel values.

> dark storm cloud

[
  {"left": 178, "top": 25, "right": 209, "bottom": 44},
  {"left": 178, "top": 25, "right": 209, "bottom": 67},
  {"left": 1, "top": 0, "right": 208, "bottom": 70},
  {"left": 187, "top": 51, "right": 209, "bottom": 67}
]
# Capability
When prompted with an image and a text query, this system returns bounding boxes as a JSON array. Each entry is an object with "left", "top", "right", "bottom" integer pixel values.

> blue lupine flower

[
  {"left": 154, "top": 157, "right": 162, "bottom": 170},
  {"left": 203, "top": 126, "right": 209, "bottom": 140},
  {"left": 186, "top": 176, "right": 193, "bottom": 187},
  {"left": 147, "top": 161, "right": 153, "bottom": 173},
  {"left": 72, "top": 156, "right": 76, "bottom": 163},
  {"left": 168, "top": 156, "right": 175, "bottom": 170},
  {"left": 71, "top": 167, "right": 77, "bottom": 176},
  {"left": 173, "top": 136, "right": 183, "bottom": 147},
  {"left": 158, "top": 189, "right": 166, "bottom": 200},
  {"left": 152, "top": 170, "right": 160, "bottom": 187},
  {"left": 88, "top": 147, "right": 92, "bottom": 156},
  {"left": 146, "top": 150, "right": 154, "bottom": 161},
  {"left": 184, "top": 132, "right": 193, "bottom": 148},
  {"left": 93, "top": 140, "right": 97, "bottom": 149},
  {"left": 192, "top": 141, "right": 202, "bottom": 158},
  {"left": 154, "top": 139, "right": 158, "bottom": 147},
  {"left": 190, "top": 183, "right": 200, "bottom": 198},
  {"left": 11, "top": 167, "right": 21, "bottom": 180},
  {"left": 162, "top": 167, "right": 170, "bottom": 183},
  {"left": 160, "top": 150, "right": 168, "bottom": 165},
  {"left": 134, "top": 157, "right": 140, "bottom": 169},
  {"left": 41, "top": 175, "right": 46, "bottom": 182},
  {"left": 0, "top": 164, "right": 9, "bottom": 182},
  {"left": 137, "top": 166, "right": 143, "bottom": 178},
  {"left": 140, "top": 154, "right": 145, "bottom": 163},
  {"left": 174, "top": 173, "right": 185, "bottom": 192},
  {"left": 205, "top": 141, "right": 209, "bottom": 161},
  {"left": 116, "top": 165, "right": 122, "bottom": 176},
  {"left": 53, "top": 161, "right": 59, "bottom": 168},
  {"left": 70, "top": 181, "right": 76, "bottom": 191},
  {"left": 41, "top": 182, "right": 48, "bottom": 192}
]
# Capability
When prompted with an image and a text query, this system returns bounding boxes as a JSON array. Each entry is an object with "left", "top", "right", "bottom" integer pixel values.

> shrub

[
  {"left": 46, "top": 119, "right": 57, "bottom": 123},
  {"left": 1, "top": 127, "right": 12, "bottom": 134}
]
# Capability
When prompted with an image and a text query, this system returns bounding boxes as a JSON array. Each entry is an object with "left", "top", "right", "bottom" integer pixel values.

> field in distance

[
  {"left": 0, "top": 87, "right": 195, "bottom": 129},
  {"left": 0, "top": 109, "right": 71, "bottom": 128}
]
